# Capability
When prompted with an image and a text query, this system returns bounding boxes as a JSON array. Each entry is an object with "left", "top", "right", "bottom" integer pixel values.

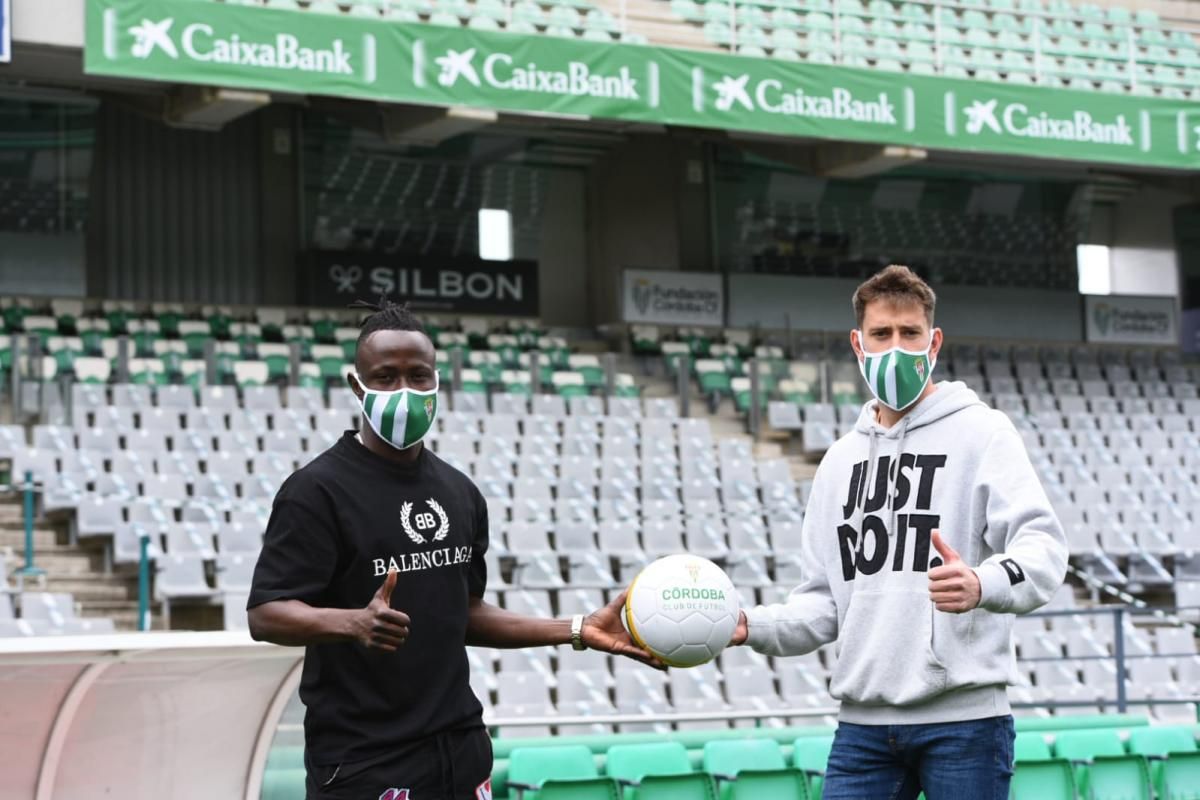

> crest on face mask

[{"left": 857, "top": 332, "right": 935, "bottom": 412}]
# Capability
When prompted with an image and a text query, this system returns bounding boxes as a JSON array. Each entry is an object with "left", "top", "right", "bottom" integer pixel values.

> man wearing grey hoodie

[{"left": 730, "top": 266, "right": 1069, "bottom": 799}]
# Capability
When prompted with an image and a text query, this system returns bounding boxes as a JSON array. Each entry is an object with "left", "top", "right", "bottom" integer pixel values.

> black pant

[{"left": 306, "top": 727, "right": 493, "bottom": 800}]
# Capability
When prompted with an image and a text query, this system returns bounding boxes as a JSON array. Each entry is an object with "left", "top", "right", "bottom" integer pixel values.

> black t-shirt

[{"left": 248, "top": 431, "right": 489, "bottom": 766}]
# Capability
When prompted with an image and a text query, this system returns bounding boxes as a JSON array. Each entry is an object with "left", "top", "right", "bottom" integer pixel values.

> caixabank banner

[{"left": 86, "top": 0, "right": 1200, "bottom": 170}]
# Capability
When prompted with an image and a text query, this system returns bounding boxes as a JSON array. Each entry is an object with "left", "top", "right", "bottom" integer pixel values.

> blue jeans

[{"left": 823, "top": 716, "right": 1015, "bottom": 800}]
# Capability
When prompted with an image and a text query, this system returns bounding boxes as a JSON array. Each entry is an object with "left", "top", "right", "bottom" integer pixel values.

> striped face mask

[
  {"left": 353, "top": 373, "right": 439, "bottom": 451},
  {"left": 856, "top": 332, "right": 936, "bottom": 412}
]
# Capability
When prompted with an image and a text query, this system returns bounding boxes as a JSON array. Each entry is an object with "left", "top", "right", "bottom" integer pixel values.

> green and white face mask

[
  {"left": 353, "top": 372, "right": 439, "bottom": 451},
  {"left": 856, "top": 332, "right": 936, "bottom": 412}
]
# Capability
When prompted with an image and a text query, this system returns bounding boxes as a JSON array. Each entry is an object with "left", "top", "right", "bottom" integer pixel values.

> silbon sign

[
  {"left": 310, "top": 252, "right": 539, "bottom": 316},
  {"left": 85, "top": 0, "right": 1200, "bottom": 170}
]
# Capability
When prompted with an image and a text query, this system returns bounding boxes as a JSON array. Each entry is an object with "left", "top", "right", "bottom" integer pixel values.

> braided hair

[{"left": 348, "top": 295, "right": 428, "bottom": 353}]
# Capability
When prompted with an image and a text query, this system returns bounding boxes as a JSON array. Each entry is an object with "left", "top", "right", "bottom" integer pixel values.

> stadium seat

[
  {"left": 1055, "top": 729, "right": 1151, "bottom": 799},
  {"left": 606, "top": 741, "right": 718, "bottom": 799},
  {"left": 1010, "top": 758, "right": 1078, "bottom": 799},
  {"left": 1127, "top": 726, "right": 1200, "bottom": 797},
  {"left": 507, "top": 745, "right": 620, "bottom": 799}
]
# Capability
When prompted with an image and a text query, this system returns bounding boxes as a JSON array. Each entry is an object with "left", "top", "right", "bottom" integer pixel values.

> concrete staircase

[
  {"left": 617, "top": 352, "right": 819, "bottom": 482},
  {"left": 0, "top": 498, "right": 158, "bottom": 631}
]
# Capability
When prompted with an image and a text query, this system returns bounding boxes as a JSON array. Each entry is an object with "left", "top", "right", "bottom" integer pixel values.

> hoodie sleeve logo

[{"left": 1000, "top": 558, "right": 1025, "bottom": 585}]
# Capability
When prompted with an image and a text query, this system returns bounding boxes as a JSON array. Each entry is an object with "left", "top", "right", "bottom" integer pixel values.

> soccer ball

[{"left": 622, "top": 555, "right": 740, "bottom": 668}]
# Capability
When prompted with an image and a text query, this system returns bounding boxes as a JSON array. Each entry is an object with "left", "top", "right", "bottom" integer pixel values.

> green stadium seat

[
  {"left": 899, "top": 2, "right": 929, "bottom": 23},
  {"left": 805, "top": 11, "right": 833, "bottom": 30},
  {"left": 901, "top": 21, "right": 932, "bottom": 41},
  {"left": 962, "top": 9, "right": 988, "bottom": 29},
  {"left": 1055, "top": 729, "right": 1147, "bottom": 799},
  {"left": 774, "top": 47, "right": 801, "bottom": 60},
  {"left": 839, "top": 15, "right": 867, "bottom": 34},
  {"left": 906, "top": 40, "right": 934, "bottom": 62},
  {"left": 1160, "top": 753, "right": 1200, "bottom": 799},
  {"left": 611, "top": 373, "right": 640, "bottom": 397},
  {"left": 551, "top": 371, "right": 590, "bottom": 398},
  {"left": 792, "top": 735, "right": 834, "bottom": 798},
  {"left": 548, "top": 5, "right": 581, "bottom": 27},
  {"left": 773, "top": 8, "right": 802, "bottom": 28},
  {"left": 129, "top": 357, "right": 168, "bottom": 386},
  {"left": 807, "top": 49, "right": 835, "bottom": 64},
  {"left": 704, "top": 21, "right": 732, "bottom": 44},
  {"left": 807, "top": 31, "right": 836, "bottom": 51},
  {"left": 842, "top": 34, "right": 870, "bottom": 55},
  {"left": 772, "top": 28, "right": 801, "bottom": 47},
  {"left": 585, "top": 8, "right": 619, "bottom": 31},
  {"left": 695, "top": 360, "right": 733, "bottom": 396},
  {"left": 1087, "top": 756, "right": 1153, "bottom": 800},
  {"left": 870, "top": 17, "right": 900, "bottom": 37},
  {"left": 702, "top": 739, "right": 806, "bottom": 800},
  {"left": 469, "top": 13, "right": 502, "bottom": 29},
  {"left": 737, "top": 44, "right": 768, "bottom": 56},
  {"left": 606, "top": 741, "right": 718, "bottom": 800},
  {"left": 1107, "top": 6, "right": 1131, "bottom": 24},
  {"left": 738, "top": 27, "right": 771, "bottom": 48},
  {"left": 473, "top": 0, "right": 508, "bottom": 20},
  {"left": 1015, "top": 732, "right": 1053, "bottom": 761},
  {"left": 1136, "top": 9, "right": 1161, "bottom": 28},
  {"left": 866, "top": 0, "right": 895, "bottom": 19},
  {"left": 671, "top": 0, "right": 703, "bottom": 21},
  {"left": 1127, "top": 727, "right": 1199, "bottom": 798},
  {"left": 1010, "top": 759, "right": 1077, "bottom": 800},
  {"left": 508, "top": 745, "right": 620, "bottom": 800},
  {"left": 739, "top": 5, "right": 770, "bottom": 28},
  {"left": 705, "top": 2, "right": 732, "bottom": 23}
]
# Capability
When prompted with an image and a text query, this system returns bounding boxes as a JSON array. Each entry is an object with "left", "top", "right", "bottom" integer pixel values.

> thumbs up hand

[
  {"left": 928, "top": 530, "right": 981, "bottom": 614},
  {"left": 354, "top": 569, "right": 411, "bottom": 651}
]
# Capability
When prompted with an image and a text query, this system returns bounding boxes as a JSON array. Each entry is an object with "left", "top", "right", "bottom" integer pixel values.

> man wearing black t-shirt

[{"left": 247, "top": 302, "right": 655, "bottom": 800}]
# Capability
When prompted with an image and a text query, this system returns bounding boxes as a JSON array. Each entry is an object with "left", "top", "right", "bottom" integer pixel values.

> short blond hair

[{"left": 852, "top": 265, "right": 936, "bottom": 327}]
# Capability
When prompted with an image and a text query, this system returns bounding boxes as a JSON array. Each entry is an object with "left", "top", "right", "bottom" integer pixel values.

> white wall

[
  {"left": 12, "top": 0, "right": 84, "bottom": 48},
  {"left": 1109, "top": 250, "right": 1179, "bottom": 296},
  {"left": 1097, "top": 185, "right": 1185, "bottom": 298}
]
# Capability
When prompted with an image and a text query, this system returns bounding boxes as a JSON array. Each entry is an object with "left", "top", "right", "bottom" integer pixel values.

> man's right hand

[
  {"left": 729, "top": 610, "right": 748, "bottom": 646},
  {"left": 353, "top": 569, "right": 410, "bottom": 651}
]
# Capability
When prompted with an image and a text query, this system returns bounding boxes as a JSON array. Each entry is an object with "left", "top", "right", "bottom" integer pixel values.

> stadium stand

[
  {"left": 3, "top": 300, "right": 1199, "bottom": 799},
  {"left": 2, "top": 299, "right": 1197, "bottom": 721},
  {"left": 189, "top": 0, "right": 1200, "bottom": 99}
]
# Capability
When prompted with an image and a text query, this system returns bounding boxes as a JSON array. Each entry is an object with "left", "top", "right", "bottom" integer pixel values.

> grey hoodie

[{"left": 745, "top": 381, "right": 1069, "bottom": 724}]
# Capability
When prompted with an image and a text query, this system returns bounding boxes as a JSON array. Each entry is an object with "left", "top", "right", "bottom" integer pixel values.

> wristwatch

[{"left": 570, "top": 614, "right": 587, "bottom": 651}]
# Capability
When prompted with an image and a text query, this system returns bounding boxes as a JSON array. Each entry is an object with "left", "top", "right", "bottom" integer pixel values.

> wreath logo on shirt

[{"left": 400, "top": 498, "right": 450, "bottom": 546}]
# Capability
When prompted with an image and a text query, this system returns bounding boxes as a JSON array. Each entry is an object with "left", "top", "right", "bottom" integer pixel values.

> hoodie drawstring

[
  {"left": 852, "top": 417, "right": 910, "bottom": 563},
  {"left": 889, "top": 418, "right": 911, "bottom": 541}
]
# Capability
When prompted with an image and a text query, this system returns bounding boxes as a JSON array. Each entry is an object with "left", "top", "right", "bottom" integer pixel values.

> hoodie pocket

[{"left": 829, "top": 590, "right": 948, "bottom": 706}]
